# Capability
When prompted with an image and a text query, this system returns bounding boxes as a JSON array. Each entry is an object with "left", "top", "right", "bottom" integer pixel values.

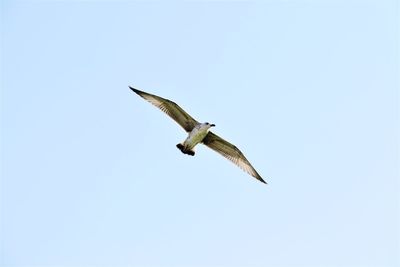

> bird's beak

[{"left": 210, "top": 124, "right": 216, "bottom": 127}]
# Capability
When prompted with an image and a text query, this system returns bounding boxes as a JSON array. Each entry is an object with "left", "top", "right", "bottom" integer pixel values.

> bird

[{"left": 129, "top": 87, "right": 266, "bottom": 184}]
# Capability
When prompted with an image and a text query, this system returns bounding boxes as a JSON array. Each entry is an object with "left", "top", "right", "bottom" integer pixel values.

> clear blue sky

[{"left": 1, "top": 1, "right": 399, "bottom": 266}]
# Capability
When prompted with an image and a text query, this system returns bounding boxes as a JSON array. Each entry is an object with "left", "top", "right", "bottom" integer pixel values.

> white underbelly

[{"left": 183, "top": 127, "right": 209, "bottom": 149}]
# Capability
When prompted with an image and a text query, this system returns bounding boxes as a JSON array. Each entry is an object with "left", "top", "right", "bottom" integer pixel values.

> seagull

[{"left": 129, "top": 87, "right": 266, "bottom": 184}]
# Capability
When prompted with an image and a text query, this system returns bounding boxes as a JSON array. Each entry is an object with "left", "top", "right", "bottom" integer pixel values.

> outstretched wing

[
  {"left": 130, "top": 87, "right": 198, "bottom": 132},
  {"left": 202, "top": 131, "right": 266, "bottom": 184}
]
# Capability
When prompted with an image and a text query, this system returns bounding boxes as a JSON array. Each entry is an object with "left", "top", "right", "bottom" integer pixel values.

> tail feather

[{"left": 176, "top": 143, "right": 195, "bottom": 156}]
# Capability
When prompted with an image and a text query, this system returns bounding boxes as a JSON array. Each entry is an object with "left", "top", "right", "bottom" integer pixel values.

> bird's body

[
  {"left": 177, "top": 123, "right": 214, "bottom": 156},
  {"left": 130, "top": 87, "right": 267, "bottom": 184}
]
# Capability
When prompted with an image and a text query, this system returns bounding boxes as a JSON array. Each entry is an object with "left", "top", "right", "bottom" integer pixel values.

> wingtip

[
  {"left": 129, "top": 86, "right": 140, "bottom": 94},
  {"left": 254, "top": 173, "right": 267, "bottom": 184}
]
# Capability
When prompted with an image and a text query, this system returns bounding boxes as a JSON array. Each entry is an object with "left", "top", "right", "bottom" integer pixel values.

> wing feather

[
  {"left": 203, "top": 131, "right": 266, "bottom": 184},
  {"left": 130, "top": 87, "right": 198, "bottom": 132}
]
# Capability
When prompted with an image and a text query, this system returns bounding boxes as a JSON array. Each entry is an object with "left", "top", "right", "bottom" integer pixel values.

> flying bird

[{"left": 130, "top": 87, "right": 266, "bottom": 184}]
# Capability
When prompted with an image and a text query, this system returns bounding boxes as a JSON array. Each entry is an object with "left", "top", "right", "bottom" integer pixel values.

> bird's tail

[{"left": 176, "top": 143, "right": 195, "bottom": 156}]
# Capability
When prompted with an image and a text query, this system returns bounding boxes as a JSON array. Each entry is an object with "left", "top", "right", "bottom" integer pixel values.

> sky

[{"left": 1, "top": 1, "right": 399, "bottom": 266}]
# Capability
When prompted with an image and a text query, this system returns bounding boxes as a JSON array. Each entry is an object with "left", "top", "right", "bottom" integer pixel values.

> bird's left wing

[
  {"left": 130, "top": 87, "right": 199, "bottom": 132},
  {"left": 202, "top": 131, "right": 266, "bottom": 184}
]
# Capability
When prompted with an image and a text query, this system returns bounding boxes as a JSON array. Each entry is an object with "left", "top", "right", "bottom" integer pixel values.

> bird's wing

[
  {"left": 202, "top": 131, "right": 266, "bottom": 184},
  {"left": 130, "top": 87, "right": 199, "bottom": 132}
]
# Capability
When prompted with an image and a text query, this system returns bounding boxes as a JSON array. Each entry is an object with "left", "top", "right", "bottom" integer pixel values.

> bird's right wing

[
  {"left": 130, "top": 87, "right": 198, "bottom": 132},
  {"left": 202, "top": 131, "right": 266, "bottom": 184}
]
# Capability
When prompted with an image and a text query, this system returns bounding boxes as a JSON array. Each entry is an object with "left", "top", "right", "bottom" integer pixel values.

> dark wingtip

[
  {"left": 258, "top": 177, "right": 268, "bottom": 184},
  {"left": 129, "top": 86, "right": 141, "bottom": 94}
]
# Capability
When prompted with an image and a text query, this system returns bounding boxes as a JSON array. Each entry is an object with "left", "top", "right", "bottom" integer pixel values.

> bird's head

[{"left": 205, "top": 122, "right": 216, "bottom": 128}]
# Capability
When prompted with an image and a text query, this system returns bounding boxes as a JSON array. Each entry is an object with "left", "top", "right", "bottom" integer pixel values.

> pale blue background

[{"left": 1, "top": 1, "right": 399, "bottom": 266}]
